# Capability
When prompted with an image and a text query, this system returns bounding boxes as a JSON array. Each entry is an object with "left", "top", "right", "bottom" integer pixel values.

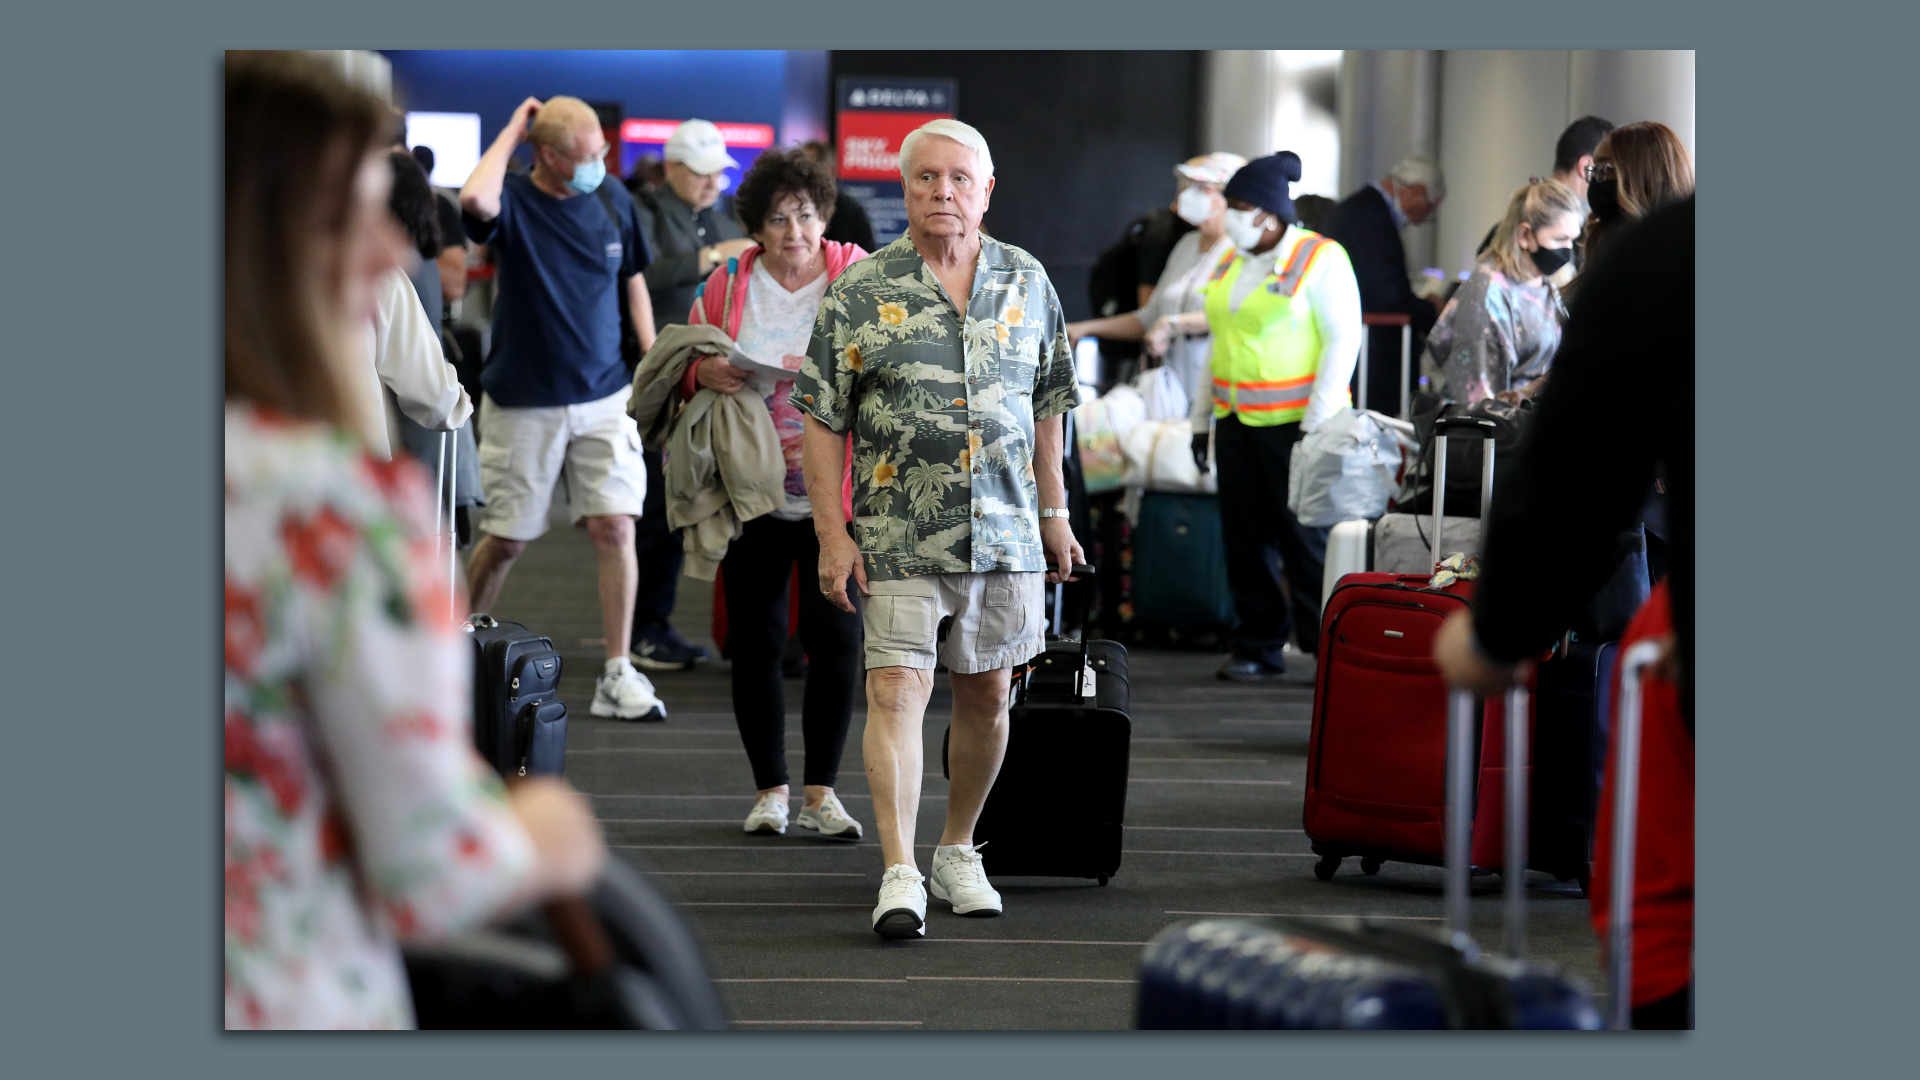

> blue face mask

[{"left": 567, "top": 157, "right": 606, "bottom": 195}]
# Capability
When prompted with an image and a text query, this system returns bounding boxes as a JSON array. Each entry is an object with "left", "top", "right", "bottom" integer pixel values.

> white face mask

[
  {"left": 1223, "top": 207, "right": 1269, "bottom": 251},
  {"left": 1175, "top": 186, "right": 1215, "bottom": 227}
]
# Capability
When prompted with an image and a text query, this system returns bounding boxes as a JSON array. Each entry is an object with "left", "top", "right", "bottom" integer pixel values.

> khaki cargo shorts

[
  {"left": 474, "top": 389, "right": 646, "bottom": 542},
  {"left": 861, "top": 571, "right": 1045, "bottom": 674}
]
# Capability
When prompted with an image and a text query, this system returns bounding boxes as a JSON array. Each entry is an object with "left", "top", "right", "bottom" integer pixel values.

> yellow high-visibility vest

[{"left": 1202, "top": 230, "right": 1349, "bottom": 427}]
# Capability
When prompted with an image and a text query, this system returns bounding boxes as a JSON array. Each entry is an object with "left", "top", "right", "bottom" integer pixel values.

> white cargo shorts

[
  {"left": 861, "top": 570, "right": 1045, "bottom": 674},
  {"left": 473, "top": 388, "right": 646, "bottom": 542}
]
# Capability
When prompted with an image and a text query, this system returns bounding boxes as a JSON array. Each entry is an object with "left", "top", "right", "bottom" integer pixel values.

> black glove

[{"left": 1191, "top": 432, "right": 1210, "bottom": 475}]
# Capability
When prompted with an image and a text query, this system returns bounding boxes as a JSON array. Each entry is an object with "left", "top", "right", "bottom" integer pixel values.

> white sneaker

[
  {"left": 872, "top": 864, "right": 927, "bottom": 939},
  {"left": 591, "top": 657, "right": 667, "bottom": 721},
  {"left": 793, "top": 792, "right": 863, "bottom": 840},
  {"left": 743, "top": 792, "right": 789, "bottom": 835},
  {"left": 928, "top": 843, "right": 1003, "bottom": 917}
]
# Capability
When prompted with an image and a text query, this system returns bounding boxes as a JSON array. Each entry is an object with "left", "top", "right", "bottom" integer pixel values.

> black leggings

[{"left": 721, "top": 515, "right": 863, "bottom": 790}]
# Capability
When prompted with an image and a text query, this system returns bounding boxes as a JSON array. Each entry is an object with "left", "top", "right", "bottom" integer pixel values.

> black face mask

[
  {"left": 1588, "top": 177, "right": 1621, "bottom": 221},
  {"left": 1529, "top": 244, "right": 1573, "bottom": 276}
]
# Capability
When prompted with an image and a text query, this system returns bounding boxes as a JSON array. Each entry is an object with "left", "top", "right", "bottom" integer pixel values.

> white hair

[
  {"left": 899, "top": 119, "right": 995, "bottom": 183},
  {"left": 1387, "top": 155, "right": 1446, "bottom": 201}
]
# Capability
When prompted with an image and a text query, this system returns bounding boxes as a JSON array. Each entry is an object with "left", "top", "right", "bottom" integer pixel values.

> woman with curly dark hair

[{"left": 677, "top": 147, "right": 871, "bottom": 841}]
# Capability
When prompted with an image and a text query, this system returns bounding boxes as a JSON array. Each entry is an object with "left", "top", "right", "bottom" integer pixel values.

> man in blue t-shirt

[{"left": 461, "top": 95, "right": 667, "bottom": 722}]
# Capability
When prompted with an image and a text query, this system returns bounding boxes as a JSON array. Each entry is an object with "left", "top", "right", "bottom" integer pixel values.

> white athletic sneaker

[
  {"left": 928, "top": 843, "right": 1003, "bottom": 917},
  {"left": 591, "top": 657, "right": 667, "bottom": 721},
  {"left": 743, "top": 792, "right": 789, "bottom": 835},
  {"left": 793, "top": 792, "right": 863, "bottom": 840},
  {"left": 872, "top": 864, "right": 927, "bottom": 939}
]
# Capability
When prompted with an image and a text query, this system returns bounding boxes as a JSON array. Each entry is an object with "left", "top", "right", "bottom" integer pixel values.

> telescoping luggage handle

[
  {"left": 1020, "top": 563, "right": 1099, "bottom": 705},
  {"left": 1357, "top": 312, "right": 1414, "bottom": 420},
  {"left": 1444, "top": 681, "right": 1532, "bottom": 960},
  {"left": 1606, "top": 640, "right": 1665, "bottom": 1030},
  {"left": 1429, "top": 415, "right": 1499, "bottom": 574},
  {"left": 435, "top": 432, "right": 459, "bottom": 624}
]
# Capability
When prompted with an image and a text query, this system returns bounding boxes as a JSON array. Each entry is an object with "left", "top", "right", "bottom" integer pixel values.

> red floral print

[
  {"left": 282, "top": 506, "right": 358, "bottom": 591},
  {"left": 225, "top": 582, "right": 264, "bottom": 677}
]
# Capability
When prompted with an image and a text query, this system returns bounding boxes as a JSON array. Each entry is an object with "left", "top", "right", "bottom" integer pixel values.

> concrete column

[
  {"left": 1198, "top": 51, "right": 1343, "bottom": 199},
  {"left": 1336, "top": 50, "right": 1440, "bottom": 271},
  {"left": 1199, "top": 50, "right": 1277, "bottom": 164},
  {"left": 1569, "top": 50, "right": 1696, "bottom": 161},
  {"left": 1433, "top": 50, "right": 1575, "bottom": 281}
]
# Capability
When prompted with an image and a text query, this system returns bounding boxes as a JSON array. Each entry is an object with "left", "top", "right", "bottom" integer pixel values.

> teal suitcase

[{"left": 1132, "top": 492, "right": 1235, "bottom": 628}]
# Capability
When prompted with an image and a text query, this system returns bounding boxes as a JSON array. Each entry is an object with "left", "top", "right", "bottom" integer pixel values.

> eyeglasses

[{"left": 1583, "top": 161, "right": 1616, "bottom": 184}]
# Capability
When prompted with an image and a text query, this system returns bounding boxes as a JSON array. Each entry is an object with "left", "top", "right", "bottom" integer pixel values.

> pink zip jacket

[{"left": 681, "top": 240, "right": 868, "bottom": 522}]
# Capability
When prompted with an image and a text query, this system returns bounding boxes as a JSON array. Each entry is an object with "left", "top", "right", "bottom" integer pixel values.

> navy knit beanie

[{"left": 1222, "top": 151, "right": 1303, "bottom": 221}]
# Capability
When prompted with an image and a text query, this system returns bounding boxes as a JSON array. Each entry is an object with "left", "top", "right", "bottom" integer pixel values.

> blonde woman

[{"left": 1425, "top": 179, "right": 1586, "bottom": 405}]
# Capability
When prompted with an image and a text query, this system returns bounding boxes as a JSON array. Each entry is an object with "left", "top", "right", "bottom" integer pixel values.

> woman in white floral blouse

[{"left": 223, "top": 52, "right": 605, "bottom": 1029}]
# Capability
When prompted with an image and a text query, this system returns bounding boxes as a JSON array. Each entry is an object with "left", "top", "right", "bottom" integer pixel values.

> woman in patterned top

[
  {"left": 224, "top": 52, "right": 605, "bottom": 1029},
  {"left": 680, "top": 148, "right": 870, "bottom": 841},
  {"left": 1424, "top": 179, "right": 1585, "bottom": 405}
]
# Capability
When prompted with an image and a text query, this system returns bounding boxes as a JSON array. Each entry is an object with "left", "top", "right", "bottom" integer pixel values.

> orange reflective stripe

[
  {"left": 1228, "top": 375, "right": 1315, "bottom": 392},
  {"left": 1207, "top": 250, "right": 1240, "bottom": 284},
  {"left": 1234, "top": 396, "right": 1311, "bottom": 412}
]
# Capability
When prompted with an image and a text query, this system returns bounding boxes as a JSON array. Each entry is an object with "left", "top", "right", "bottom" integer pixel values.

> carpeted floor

[{"left": 485, "top": 519, "right": 1607, "bottom": 1030}]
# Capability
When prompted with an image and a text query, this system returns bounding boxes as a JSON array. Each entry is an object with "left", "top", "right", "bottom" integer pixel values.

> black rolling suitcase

[
  {"left": 427, "top": 430, "right": 569, "bottom": 779},
  {"left": 464, "top": 614, "right": 568, "bottom": 778},
  {"left": 1136, "top": 685, "right": 1603, "bottom": 1029},
  {"left": 942, "top": 567, "right": 1132, "bottom": 885}
]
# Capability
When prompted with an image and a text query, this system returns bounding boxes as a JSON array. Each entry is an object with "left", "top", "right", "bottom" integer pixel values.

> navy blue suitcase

[
  {"left": 465, "top": 614, "right": 568, "bottom": 779},
  {"left": 1136, "top": 916, "right": 1600, "bottom": 1029},
  {"left": 1137, "top": 685, "right": 1602, "bottom": 1029}
]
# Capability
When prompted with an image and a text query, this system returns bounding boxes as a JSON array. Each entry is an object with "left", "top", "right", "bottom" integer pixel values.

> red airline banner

[
  {"left": 620, "top": 119, "right": 775, "bottom": 148},
  {"left": 835, "top": 110, "right": 949, "bottom": 181}
]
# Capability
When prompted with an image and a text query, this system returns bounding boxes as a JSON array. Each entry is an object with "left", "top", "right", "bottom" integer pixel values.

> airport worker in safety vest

[{"left": 1145, "top": 150, "right": 1362, "bottom": 682}]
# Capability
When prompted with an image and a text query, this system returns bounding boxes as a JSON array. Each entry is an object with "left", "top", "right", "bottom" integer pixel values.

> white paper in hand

[{"left": 728, "top": 345, "right": 803, "bottom": 396}]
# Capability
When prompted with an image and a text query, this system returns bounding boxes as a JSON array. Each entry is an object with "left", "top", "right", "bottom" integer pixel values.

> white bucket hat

[
  {"left": 664, "top": 119, "right": 740, "bottom": 175},
  {"left": 1174, "top": 152, "right": 1248, "bottom": 187}
]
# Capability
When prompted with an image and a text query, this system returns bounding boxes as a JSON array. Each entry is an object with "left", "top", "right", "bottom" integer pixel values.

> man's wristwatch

[{"left": 1039, "top": 508, "right": 1071, "bottom": 519}]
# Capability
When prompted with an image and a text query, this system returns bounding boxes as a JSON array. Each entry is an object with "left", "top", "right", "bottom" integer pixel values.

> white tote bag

[
  {"left": 1122, "top": 418, "right": 1217, "bottom": 494},
  {"left": 1132, "top": 363, "right": 1191, "bottom": 423}
]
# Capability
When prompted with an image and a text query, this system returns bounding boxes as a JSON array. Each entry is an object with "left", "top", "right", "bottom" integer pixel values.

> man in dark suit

[{"left": 1321, "top": 156, "right": 1446, "bottom": 413}]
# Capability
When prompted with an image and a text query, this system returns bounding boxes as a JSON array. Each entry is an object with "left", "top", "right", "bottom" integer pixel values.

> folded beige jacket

[{"left": 629, "top": 324, "right": 786, "bottom": 580}]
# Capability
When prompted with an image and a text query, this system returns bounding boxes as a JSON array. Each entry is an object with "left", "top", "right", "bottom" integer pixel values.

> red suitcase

[{"left": 1303, "top": 415, "right": 1500, "bottom": 880}]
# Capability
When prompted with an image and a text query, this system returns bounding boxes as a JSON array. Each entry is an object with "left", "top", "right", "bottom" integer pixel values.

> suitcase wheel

[
  {"left": 1098, "top": 874, "right": 1109, "bottom": 887},
  {"left": 1359, "top": 857, "right": 1382, "bottom": 876},
  {"left": 1312, "top": 855, "right": 1341, "bottom": 882}
]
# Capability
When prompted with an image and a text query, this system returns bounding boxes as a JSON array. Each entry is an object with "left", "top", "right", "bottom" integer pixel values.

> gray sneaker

[{"left": 793, "top": 792, "right": 863, "bottom": 840}]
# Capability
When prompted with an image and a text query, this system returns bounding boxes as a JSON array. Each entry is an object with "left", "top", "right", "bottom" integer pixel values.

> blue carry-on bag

[{"left": 1136, "top": 684, "right": 1604, "bottom": 1029}]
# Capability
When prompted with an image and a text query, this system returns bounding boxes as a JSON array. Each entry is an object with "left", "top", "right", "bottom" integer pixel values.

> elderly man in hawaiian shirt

[{"left": 791, "top": 119, "right": 1084, "bottom": 939}]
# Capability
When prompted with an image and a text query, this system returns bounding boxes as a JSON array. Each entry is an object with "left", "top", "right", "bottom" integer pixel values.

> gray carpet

[{"left": 485, "top": 520, "right": 1607, "bottom": 1030}]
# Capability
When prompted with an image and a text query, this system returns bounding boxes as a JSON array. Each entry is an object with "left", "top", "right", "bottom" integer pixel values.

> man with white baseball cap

[{"left": 626, "top": 120, "right": 755, "bottom": 672}]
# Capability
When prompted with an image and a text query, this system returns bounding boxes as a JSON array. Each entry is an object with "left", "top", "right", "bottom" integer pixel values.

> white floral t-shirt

[
  {"left": 225, "top": 404, "right": 533, "bottom": 1029},
  {"left": 737, "top": 260, "right": 831, "bottom": 520}
]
